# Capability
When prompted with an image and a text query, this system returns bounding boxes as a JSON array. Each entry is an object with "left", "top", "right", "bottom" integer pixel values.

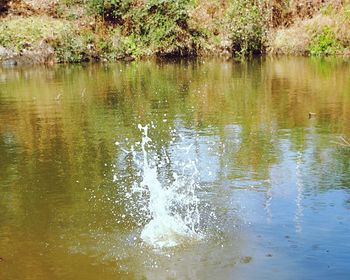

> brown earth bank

[{"left": 0, "top": 0, "right": 349, "bottom": 65}]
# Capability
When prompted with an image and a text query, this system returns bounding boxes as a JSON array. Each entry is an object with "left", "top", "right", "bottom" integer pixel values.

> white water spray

[{"left": 129, "top": 124, "right": 202, "bottom": 248}]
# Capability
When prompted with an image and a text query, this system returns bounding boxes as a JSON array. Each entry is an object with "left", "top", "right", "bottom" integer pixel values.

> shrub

[
  {"left": 85, "top": 0, "right": 202, "bottom": 57},
  {"left": 226, "top": 0, "right": 269, "bottom": 58},
  {"left": 138, "top": 0, "right": 196, "bottom": 56},
  {"left": 85, "top": 0, "right": 132, "bottom": 22},
  {"left": 119, "top": 34, "right": 142, "bottom": 57},
  {"left": 54, "top": 31, "right": 91, "bottom": 63},
  {"left": 309, "top": 27, "right": 342, "bottom": 56}
]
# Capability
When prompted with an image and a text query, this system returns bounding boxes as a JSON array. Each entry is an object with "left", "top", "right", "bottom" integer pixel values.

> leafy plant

[
  {"left": 226, "top": 0, "right": 269, "bottom": 58},
  {"left": 119, "top": 35, "right": 142, "bottom": 58},
  {"left": 84, "top": 0, "right": 201, "bottom": 57},
  {"left": 85, "top": 0, "right": 132, "bottom": 22},
  {"left": 54, "top": 29, "right": 97, "bottom": 63},
  {"left": 309, "top": 27, "right": 341, "bottom": 56}
]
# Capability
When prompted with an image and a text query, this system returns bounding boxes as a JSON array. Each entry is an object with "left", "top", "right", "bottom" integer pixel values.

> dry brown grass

[
  {"left": 269, "top": 1, "right": 350, "bottom": 55},
  {"left": 0, "top": 0, "right": 36, "bottom": 17},
  {"left": 23, "top": 0, "right": 58, "bottom": 10},
  {"left": 269, "top": 22, "right": 311, "bottom": 54},
  {"left": 189, "top": 0, "right": 229, "bottom": 31},
  {"left": 269, "top": 0, "right": 343, "bottom": 27}
]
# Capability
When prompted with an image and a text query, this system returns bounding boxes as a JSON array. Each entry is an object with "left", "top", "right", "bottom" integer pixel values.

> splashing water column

[{"left": 136, "top": 124, "right": 200, "bottom": 248}]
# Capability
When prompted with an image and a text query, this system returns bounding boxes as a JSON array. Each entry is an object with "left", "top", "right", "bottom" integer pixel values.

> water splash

[{"left": 126, "top": 124, "right": 202, "bottom": 248}]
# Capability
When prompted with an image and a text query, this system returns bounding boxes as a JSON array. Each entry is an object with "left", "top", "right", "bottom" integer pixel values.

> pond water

[{"left": 0, "top": 57, "right": 350, "bottom": 280}]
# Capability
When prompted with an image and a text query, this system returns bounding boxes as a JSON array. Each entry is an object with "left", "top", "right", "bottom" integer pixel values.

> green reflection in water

[{"left": 0, "top": 57, "right": 350, "bottom": 280}]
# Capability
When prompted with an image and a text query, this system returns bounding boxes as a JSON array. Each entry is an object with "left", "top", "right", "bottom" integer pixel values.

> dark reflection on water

[{"left": 0, "top": 57, "right": 350, "bottom": 280}]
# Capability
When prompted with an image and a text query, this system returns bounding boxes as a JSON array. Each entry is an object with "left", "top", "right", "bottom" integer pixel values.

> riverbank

[{"left": 1, "top": 0, "right": 350, "bottom": 65}]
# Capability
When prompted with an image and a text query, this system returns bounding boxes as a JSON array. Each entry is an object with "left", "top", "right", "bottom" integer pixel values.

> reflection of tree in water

[
  {"left": 2, "top": 58, "right": 350, "bottom": 278},
  {"left": 269, "top": 57, "right": 350, "bottom": 135}
]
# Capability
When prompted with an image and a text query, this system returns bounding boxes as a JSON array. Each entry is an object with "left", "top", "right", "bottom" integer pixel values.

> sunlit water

[{"left": 1, "top": 57, "right": 350, "bottom": 279}]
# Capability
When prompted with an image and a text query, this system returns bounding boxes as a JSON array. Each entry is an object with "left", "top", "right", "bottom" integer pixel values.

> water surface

[{"left": 1, "top": 57, "right": 350, "bottom": 279}]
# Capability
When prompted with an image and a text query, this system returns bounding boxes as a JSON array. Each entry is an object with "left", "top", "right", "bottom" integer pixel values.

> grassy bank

[
  {"left": 270, "top": 2, "right": 350, "bottom": 56},
  {"left": 0, "top": 0, "right": 349, "bottom": 65}
]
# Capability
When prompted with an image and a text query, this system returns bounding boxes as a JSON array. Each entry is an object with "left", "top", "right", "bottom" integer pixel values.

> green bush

[
  {"left": 85, "top": 0, "right": 201, "bottom": 57},
  {"left": 226, "top": 0, "right": 268, "bottom": 58},
  {"left": 54, "top": 29, "right": 100, "bottom": 63},
  {"left": 85, "top": 0, "right": 132, "bottom": 22},
  {"left": 309, "top": 27, "right": 341, "bottom": 56},
  {"left": 119, "top": 34, "right": 142, "bottom": 57},
  {"left": 138, "top": 0, "right": 195, "bottom": 55}
]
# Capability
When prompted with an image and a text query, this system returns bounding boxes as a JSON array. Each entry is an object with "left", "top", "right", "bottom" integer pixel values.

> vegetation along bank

[{"left": 1, "top": 0, "right": 350, "bottom": 65}]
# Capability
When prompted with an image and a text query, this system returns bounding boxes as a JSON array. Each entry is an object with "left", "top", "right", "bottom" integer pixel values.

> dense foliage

[
  {"left": 85, "top": 0, "right": 201, "bottom": 57},
  {"left": 226, "top": 0, "right": 268, "bottom": 57},
  {"left": 309, "top": 27, "right": 342, "bottom": 56},
  {"left": 0, "top": 0, "right": 349, "bottom": 64}
]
